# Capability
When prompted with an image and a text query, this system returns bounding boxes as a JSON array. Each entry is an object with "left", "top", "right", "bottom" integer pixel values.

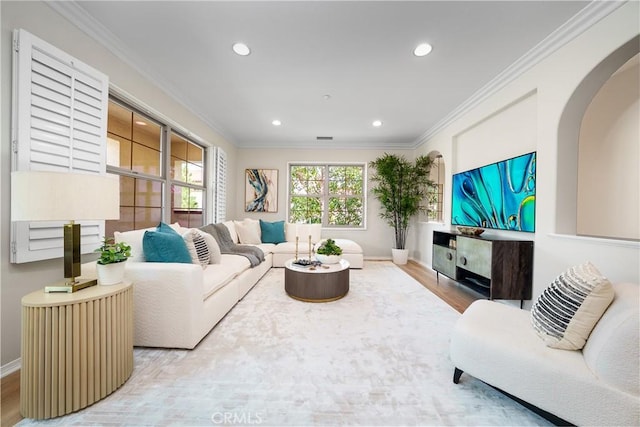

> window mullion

[
  {"left": 162, "top": 125, "right": 171, "bottom": 223},
  {"left": 322, "top": 165, "right": 329, "bottom": 227}
]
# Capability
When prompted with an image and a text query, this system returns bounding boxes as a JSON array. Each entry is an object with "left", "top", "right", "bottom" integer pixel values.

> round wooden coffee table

[{"left": 284, "top": 259, "right": 350, "bottom": 302}]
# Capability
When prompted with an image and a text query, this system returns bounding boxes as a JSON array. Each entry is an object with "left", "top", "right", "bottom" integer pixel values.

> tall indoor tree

[{"left": 369, "top": 153, "right": 435, "bottom": 263}]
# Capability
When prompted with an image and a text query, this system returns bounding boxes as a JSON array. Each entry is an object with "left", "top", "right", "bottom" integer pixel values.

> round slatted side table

[{"left": 21, "top": 281, "right": 133, "bottom": 419}]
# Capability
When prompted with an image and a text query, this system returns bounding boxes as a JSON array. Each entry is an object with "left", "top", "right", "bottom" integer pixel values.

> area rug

[{"left": 19, "top": 261, "right": 549, "bottom": 426}]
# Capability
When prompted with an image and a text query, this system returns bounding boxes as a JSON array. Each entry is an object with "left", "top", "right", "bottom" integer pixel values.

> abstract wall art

[{"left": 245, "top": 169, "right": 278, "bottom": 212}]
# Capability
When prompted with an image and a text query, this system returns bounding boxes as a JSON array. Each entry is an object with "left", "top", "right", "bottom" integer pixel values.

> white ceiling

[{"left": 58, "top": 1, "right": 592, "bottom": 149}]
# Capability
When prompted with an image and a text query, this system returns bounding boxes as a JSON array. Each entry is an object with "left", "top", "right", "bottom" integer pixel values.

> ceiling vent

[{"left": 316, "top": 136, "right": 333, "bottom": 141}]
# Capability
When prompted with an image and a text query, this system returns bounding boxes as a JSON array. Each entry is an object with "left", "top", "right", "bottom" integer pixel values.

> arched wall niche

[
  {"left": 556, "top": 35, "right": 640, "bottom": 236},
  {"left": 424, "top": 150, "right": 445, "bottom": 223},
  {"left": 577, "top": 53, "right": 639, "bottom": 240}
]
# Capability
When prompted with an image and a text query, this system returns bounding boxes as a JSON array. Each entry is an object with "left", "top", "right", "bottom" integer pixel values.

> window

[
  {"left": 170, "top": 132, "right": 205, "bottom": 228},
  {"left": 105, "top": 98, "right": 208, "bottom": 236},
  {"left": 289, "top": 163, "right": 365, "bottom": 228},
  {"left": 426, "top": 154, "right": 444, "bottom": 222}
]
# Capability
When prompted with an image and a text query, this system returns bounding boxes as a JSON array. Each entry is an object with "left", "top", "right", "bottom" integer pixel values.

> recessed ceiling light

[
  {"left": 372, "top": 120, "right": 383, "bottom": 127},
  {"left": 232, "top": 42, "right": 251, "bottom": 56},
  {"left": 413, "top": 43, "right": 433, "bottom": 57},
  {"left": 323, "top": 94, "right": 331, "bottom": 100},
  {"left": 272, "top": 119, "right": 282, "bottom": 126}
]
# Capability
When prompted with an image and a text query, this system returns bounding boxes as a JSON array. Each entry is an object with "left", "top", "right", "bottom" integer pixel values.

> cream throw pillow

[
  {"left": 234, "top": 219, "right": 262, "bottom": 244},
  {"left": 285, "top": 222, "right": 298, "bottom": 242},
  {"left": 115, "top": 227, "right": 154, "bottom": 262},
  {"left": 530, "top": 262, "right": 614, "bottom": 350},
  {"left": 222, "top": 220, "right": 238, "bottom": 243}
]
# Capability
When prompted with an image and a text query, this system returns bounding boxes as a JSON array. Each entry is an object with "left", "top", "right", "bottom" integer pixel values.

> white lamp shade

[{"left": 11, "top": 171, "right": 120, "bottom": 222}]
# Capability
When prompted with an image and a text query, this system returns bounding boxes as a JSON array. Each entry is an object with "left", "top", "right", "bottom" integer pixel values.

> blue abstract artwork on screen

[{"left": 452, "top": 152, "right": 536, "bottom": 232}]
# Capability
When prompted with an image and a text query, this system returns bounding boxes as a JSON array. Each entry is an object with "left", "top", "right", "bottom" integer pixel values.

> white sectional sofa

[
  {"left": 86, "top": 220, "right": 363, "bottom": 349},
  {"left": 450, "top": 281, "right": 639, "bottom": 426},
  {"left": 235, "top": 220, "right": 364, "bottom": 268}
]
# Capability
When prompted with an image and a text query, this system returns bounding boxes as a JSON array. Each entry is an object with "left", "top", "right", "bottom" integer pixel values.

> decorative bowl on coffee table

[{"left": 316, "top": 254, "right": 341, "bottom": 264}]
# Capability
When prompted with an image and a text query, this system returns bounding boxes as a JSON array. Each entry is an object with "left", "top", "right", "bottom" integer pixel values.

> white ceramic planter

[
  {"left": 96, "top": 261, "right": 126, "bottom": 286},
  {"left": 315, "top": 254, "right": 341, "bottom": 264},
  {"left": 391, "top": 248, "right": 409, "bottom": 265}
]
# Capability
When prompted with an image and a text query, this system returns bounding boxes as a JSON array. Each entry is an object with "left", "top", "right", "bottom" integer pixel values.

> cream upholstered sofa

[
  {"left": 85, "top": 220, "right": 363, "bottom": 349},
  {"left": 450, "top": 281, "right": 639, "bottom": 426}
]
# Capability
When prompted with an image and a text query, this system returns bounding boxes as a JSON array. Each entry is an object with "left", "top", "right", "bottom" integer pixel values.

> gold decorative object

[
  {"left": 295, "top": 236, "right": 299, "bottom": 260},
  {"left": 10, "top": 171, "right": 120, "bottom": 292}
]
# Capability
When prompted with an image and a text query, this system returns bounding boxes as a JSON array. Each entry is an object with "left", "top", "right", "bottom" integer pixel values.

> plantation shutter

[
  {"left": 213, "top": 147, "right": 227, "bottom": 223},
  {"left": 10, "top": 29, "right": 109, "bottom": 263}
]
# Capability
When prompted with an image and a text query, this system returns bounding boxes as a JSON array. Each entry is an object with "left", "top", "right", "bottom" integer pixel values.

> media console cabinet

[{"left": 432, "top": 230, "right": 533, "bottom": 306}]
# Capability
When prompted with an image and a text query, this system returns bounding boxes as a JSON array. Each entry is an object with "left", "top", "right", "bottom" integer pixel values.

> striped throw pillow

[
  {"left": 182, "top": 229, "right": 210, "bottom": 267},
  {"left": 192, "top": 233, "right": 210, "bottom": 267},
  {"left": 530, "top": 262, "right": 614, "bottom": 350}
]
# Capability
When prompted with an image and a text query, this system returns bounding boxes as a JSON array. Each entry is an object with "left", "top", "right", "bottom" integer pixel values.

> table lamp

[{"left": 11, "top": 171, "right": 120, "bottom": 292}]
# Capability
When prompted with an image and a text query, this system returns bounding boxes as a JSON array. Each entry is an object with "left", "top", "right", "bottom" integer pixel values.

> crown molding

[
  {"left": 412, "top": 0, "right": 628, "bottom": 149},
  {"left": 46, "top": 1, "right": 235, "bottom": 145}
]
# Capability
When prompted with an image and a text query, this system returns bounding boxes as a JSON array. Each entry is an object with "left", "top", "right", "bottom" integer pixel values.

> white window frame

[
  {"left": 105, "top": 95, "right": 212, "bottom": 230},
  {"left": 287, "top": 162, "right": 367, "bottom": 230}
]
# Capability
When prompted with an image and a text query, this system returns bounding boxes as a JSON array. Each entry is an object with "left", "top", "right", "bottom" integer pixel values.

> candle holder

[{"left": 292, "top": 234, "right": 321, "bottom": 267}]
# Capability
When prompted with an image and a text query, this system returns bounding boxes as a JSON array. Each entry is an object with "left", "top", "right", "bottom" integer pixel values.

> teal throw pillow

[
  {"left": 143, "top": 229, "right": 192, "bottom": 264},
  {"left": 157, "top": 222, "right": 178, "bottom": 235},
  {"left": 260, "top": 220, "right": 286, "bottom": 244}
]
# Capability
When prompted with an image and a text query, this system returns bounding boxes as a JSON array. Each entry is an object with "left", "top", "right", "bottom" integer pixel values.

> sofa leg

[{"left": 453, "top": 367, "right": 463, "bottom": 384}]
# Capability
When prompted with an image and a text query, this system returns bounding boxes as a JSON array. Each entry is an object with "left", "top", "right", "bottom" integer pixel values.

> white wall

[
  {"left": 0, "top": 1, "right": 237, "bottom": 367},
  {"left": 577, "top": 54, "right": 639, "bottom": 240},
  {"left": 414, "top": 2, "right": 639, "bottom": 308},
  {"left": 236, "top": 147, "right": 416, "bottom": 258},
  {"left": 454, "top": 91, "right": 537, "bottom": 173}
]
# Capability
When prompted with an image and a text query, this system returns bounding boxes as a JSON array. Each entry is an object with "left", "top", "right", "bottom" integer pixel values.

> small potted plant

[
  {"left": 95, "top": 237, "right": 131, "bottom": 285},
  {"left": 315, "top": 238, "right": 343, "bottom": 264}
]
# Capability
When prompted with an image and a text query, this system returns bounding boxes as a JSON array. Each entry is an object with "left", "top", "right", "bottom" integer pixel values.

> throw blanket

[{"left": 200, "top": 223, "right": 265, "bottom": 267}]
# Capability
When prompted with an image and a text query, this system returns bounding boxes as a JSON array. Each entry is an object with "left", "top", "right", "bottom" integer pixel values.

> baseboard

[
  {"left": 1, "top": 358, "right": 21, "bottom": 378},
  {"left": 410, "top": 258, "right": 431, "bottom": 269},
  {"left": 364, "top": 256, "right": 431, "bottom": 268}
]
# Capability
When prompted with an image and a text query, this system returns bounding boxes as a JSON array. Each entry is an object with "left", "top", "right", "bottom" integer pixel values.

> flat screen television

[{"left": 451, "top": 151, "right": 536, "bottom": 232}]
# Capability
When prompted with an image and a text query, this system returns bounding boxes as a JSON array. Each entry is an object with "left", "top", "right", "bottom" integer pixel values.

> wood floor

[
  {"left": 0, "top": 260, "right": 477, "bottom": 426},
  {"left": 397, "top": 260, "right": 480, "bottom": 314},
  {"left": 1, "top": 370, "right": 21, "bottom": 426}
]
